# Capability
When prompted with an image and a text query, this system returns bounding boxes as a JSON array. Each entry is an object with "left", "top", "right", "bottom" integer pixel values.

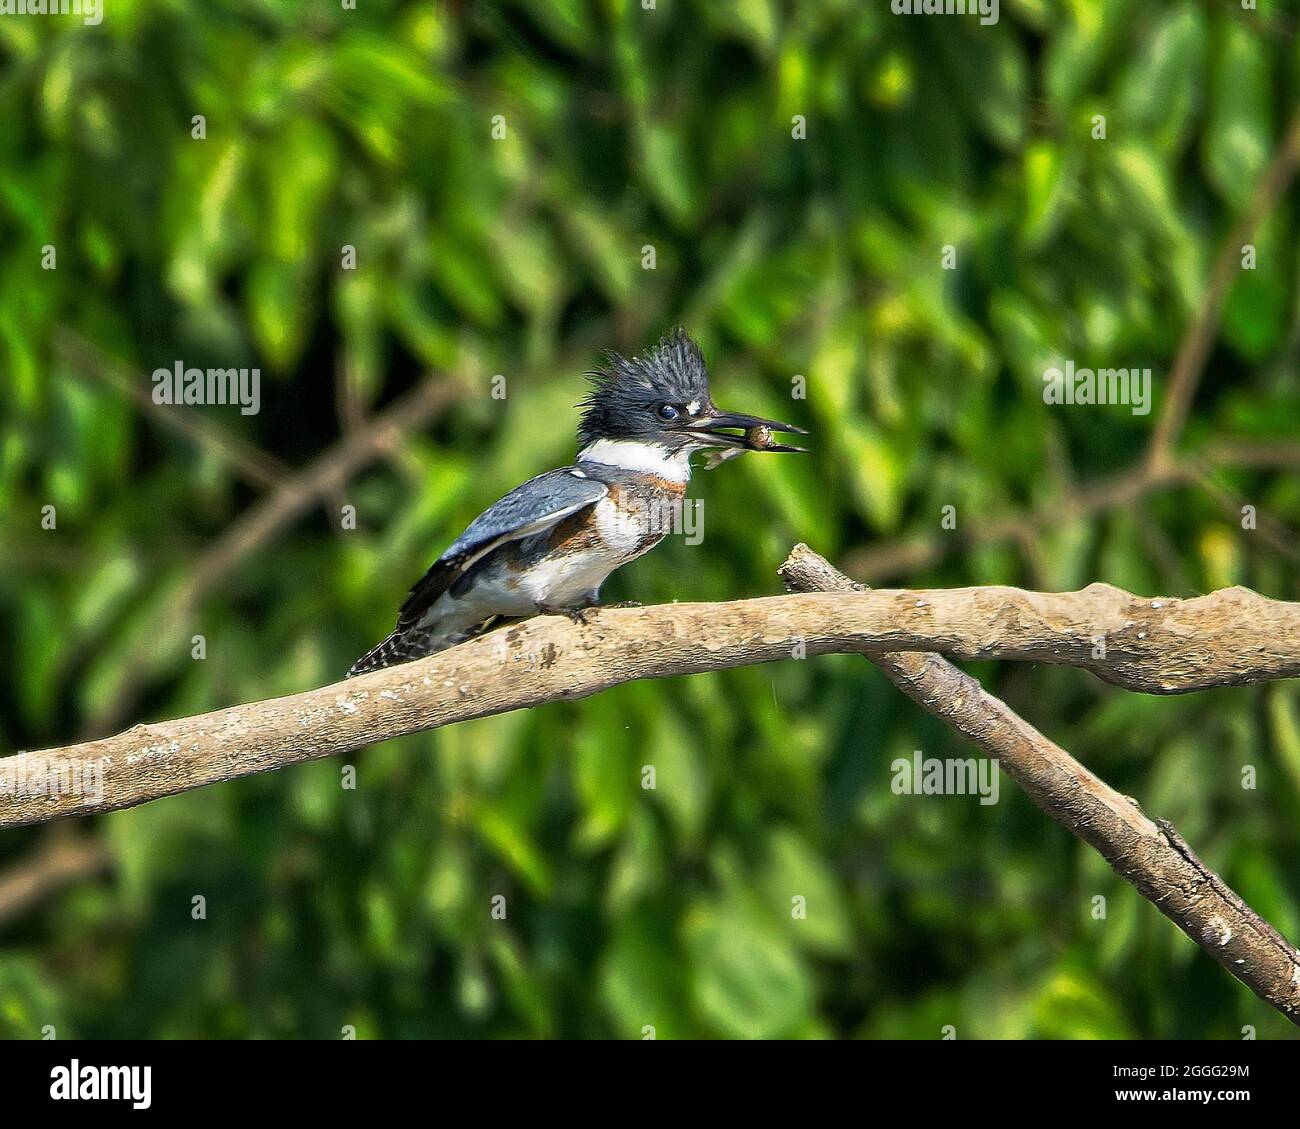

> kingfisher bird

[{"left": 348, "top": 328, "right": 807, "bottom": 676}]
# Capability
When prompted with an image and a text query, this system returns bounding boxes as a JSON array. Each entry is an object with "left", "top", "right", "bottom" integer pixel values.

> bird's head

[{"left": 576, "top": 328, "right": 807, "bottom": 460}]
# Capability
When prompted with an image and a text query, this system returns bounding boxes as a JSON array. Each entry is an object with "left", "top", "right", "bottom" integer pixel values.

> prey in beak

[{"left": 690, "top": 409, "right": 808, "bottom": 469}]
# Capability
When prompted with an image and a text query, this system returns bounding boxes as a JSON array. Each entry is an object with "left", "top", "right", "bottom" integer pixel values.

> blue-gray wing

[{"left": 397, "top": 467, "right": 607, "bottom": 628}]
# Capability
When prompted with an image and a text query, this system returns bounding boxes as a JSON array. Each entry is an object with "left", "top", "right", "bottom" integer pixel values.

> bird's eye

[{"left": 657, "top": 403, "right": 680, "bottom": 422}]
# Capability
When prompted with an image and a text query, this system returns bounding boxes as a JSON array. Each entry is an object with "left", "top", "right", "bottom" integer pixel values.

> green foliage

[{"left": 1, "top": 0, "right": 1299, "bottom": 1039}]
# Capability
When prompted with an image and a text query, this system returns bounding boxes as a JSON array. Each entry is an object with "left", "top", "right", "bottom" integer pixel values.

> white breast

[
  {"left": 593, "top": 495, "right": 643, "bottom": 555},
  {"left": 516, "top": 546, "right": 622, "bottom": 606}
]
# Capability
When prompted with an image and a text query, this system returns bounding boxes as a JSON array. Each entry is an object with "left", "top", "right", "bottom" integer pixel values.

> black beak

[{"left": 689, "top": 409, "right": 809, "bottom": 452}]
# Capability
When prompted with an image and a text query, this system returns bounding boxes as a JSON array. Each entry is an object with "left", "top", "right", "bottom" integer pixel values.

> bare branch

[
  {"left": 0, "top": 831, "right": 111, "bottom": 929},
  {"left": 54, "top": 330, "right": 291, "bottom": 492},
  {"left": 3, "top": 577, "right": 1298, "bottom": 830},
  {"left": 843, "top": 441, "right": 1300, "bottom": 584},
  {"left": 1147, "top": 109, "right": 1300, "bottom": 469},
  {"left": 777, "top": 544, "right": 1300, "bottom": 1027},
  {"left": 5, "top": 549, "right": 1297, "bottom": 1020},
  {"left": 179, "top": 374, "right": 465, "bottom": 615}
]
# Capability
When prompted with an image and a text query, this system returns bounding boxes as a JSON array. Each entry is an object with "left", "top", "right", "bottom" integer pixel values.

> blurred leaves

[{"left": 1, "top": 0, "right": 1298, "bottom": 1041}]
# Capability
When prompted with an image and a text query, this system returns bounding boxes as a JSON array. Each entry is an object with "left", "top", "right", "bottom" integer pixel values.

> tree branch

[
  {"left": 777, "top": 545, "right": 1300, "bottom": 1026},
  {"left": 0, "top": 831, "right": 111, "bottom": 929},
  {"left": 3, "top": 576, "right": 1298, "bottom": 830},
  {"left": 5, "top": 551, "right": 1298, "bottom": 1020},
  {"left": 841, "top": 440, "right": 1300, "bottom": 584},
  {"left": 54, "top": 329, "right": 292, "bottom": 492},
  {"left": 1147, "top": 108, "right": 1300, "bottom": 469}
]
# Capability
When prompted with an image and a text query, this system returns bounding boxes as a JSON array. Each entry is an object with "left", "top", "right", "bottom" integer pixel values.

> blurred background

[{"left": 2, "top": 0, "right": 1300, "bottom": 1039}]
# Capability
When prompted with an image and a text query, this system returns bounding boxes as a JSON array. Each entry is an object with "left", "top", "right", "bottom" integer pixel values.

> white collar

[{"left": 576, "top": 439, "right": 692, "bottom": 482}]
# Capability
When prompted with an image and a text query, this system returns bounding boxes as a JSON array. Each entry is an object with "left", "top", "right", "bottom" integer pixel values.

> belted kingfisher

[{"left": 348, "top": 328, "right": 807, "bottom": 676}]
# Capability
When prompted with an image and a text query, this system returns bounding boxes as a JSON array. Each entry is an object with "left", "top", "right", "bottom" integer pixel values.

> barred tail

[
  {"left": 349, "top": 616, "right": 504, "bottom": 677},
  {"left": 347, "top": 629, "right": 438, "bottom": 678}
]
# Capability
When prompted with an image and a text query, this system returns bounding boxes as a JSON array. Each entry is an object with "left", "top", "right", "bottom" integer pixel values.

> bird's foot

[{"left": 536, "top": 602, "right": 596, "bottom": 625}]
